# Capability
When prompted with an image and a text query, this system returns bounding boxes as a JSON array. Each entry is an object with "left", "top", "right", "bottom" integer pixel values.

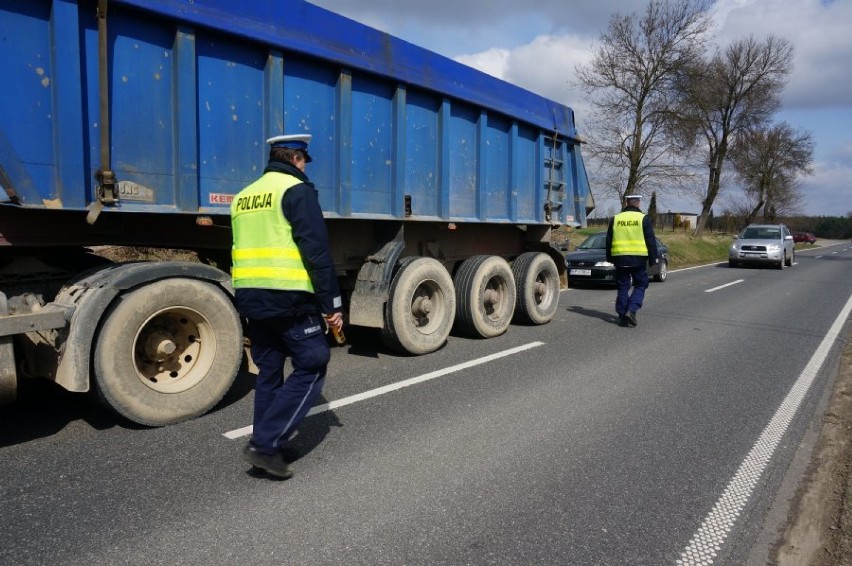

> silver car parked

[{"left": 729, "top": 223, "right": 795, "bottom": 269}]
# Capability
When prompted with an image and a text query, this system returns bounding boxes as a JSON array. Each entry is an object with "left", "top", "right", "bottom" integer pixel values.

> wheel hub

[
  {"left": 133, "top": 308, "right": 212, "bottom": 394},
  {"left": 144, "top": 330, "right": 177, "bottom": 359},
  {"left": 412, "top": 296, "right": 433, "bottom": 317}
]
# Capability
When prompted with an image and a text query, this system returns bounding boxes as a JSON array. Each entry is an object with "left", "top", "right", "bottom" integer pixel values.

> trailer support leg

[{"left": 0, "top": 292, "right": 17, "bottom": 404}]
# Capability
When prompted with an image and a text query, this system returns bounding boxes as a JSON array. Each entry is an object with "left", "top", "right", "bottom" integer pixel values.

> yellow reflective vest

[
  {"left": 610, "top": 210, "right": 648, "bottom": 256},
  {"left": 230, "top": 172, "right": 314, "bottom": 292}
]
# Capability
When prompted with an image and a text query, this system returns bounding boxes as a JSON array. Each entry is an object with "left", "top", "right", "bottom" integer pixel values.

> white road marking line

[
  {"left": 704, "top": 280, "right": 744, "bottom": 293},
  {"left": 675, "top": 262, "right": 728, "bottom": 272},
  {"left": 222, "top": 341, "right": 546, "bottom": 440},
  {"left": 677, "top": 292, "right": 852, "bottom": 565}
]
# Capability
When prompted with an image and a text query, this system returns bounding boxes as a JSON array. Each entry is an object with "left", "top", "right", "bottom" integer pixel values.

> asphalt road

[{"left": 1, "top": 242, "right": 850, "bottom": 565}]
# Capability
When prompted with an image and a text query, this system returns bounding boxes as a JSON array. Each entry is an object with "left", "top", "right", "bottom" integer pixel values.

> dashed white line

[
  {"left": 677, "top": 291, "right": 852, "bottom": 565},
  {"left": 223, "top": 341, "right": 546, "bottom": 440},
  {"left": 705, "top": 280, "right": 744, "bottom": 293}
]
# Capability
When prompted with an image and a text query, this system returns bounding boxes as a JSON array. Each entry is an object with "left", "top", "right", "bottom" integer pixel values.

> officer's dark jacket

[
  {"left": 604, "top": 205, "right": 658, "bottom": 268},
  {"left": 235, "top": 159, "right": 341, "bottom": 319}
]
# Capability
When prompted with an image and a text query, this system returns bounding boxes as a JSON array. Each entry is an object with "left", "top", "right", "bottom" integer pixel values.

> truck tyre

[
  {"left": 382, "top": 257, "right": 456, "bottom": 355},
  {"left": 512, "top": 252, "right": 560, "bottom": 325},
  {"left": 93, "top": 278, "right": 242, "bottom": 426},
  {"left": 453, "top": 255, "right": 516, "bottom": 338}
]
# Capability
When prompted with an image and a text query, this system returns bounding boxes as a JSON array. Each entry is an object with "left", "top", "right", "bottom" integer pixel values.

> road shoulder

[{"left": 774, "top": 330, "right": 852, "bottom": 565}]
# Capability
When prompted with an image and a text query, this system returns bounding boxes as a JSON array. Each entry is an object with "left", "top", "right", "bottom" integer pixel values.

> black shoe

[
  {"left": 279, "top": 446, "right": 301, "bottom": 462},
  {"left": 618, "top": 316, "right": 629, "bottom": 327},
  {"left": 625, "top": 311, "right": 637, "bottom": 326},
  {"left": 242, "top": 443, "right": 294, "bottom": 479}
]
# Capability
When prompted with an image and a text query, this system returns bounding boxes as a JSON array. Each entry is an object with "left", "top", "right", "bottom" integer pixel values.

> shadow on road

[
  {"left": 567, "top": 305, "right": 619, "bottom": 325},
  {"left": 0, "top": 353, "right": 256, "bottom": 448},
  {"left": 0, "top": 378, "right": 121, "bottom": 447}
]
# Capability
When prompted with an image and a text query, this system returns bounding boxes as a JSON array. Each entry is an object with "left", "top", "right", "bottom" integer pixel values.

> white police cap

[
  {"left": 624, "top": 194, "right": 642, "bottom": 200},
  {"left": 266, "top": 134, "right": 313, "bottom": 162}
]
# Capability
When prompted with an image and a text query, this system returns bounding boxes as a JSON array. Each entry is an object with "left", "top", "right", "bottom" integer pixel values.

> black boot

[{"left": 242, "top": 443, "right": 294, "bottom": 479}]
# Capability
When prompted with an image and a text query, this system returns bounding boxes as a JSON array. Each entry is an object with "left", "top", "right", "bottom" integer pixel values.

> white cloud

[
  {"left": 454, "top": 48, "right": 510, "bottom": 81},
  {"left": 308, "top": 0, "right": 648, "bottom": 34},
  {"left": 455, "top": 35, "right": 596, "bottom": 126},
  {"left": 711, "top": 0, "right": 852, "bottom": 108}
]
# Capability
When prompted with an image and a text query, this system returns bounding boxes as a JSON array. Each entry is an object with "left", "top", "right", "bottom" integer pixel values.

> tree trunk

[
  {"left": 694, "top": 164, "right": 720, "bottom": 237},
  {"left": 745, "top": 200, "right": 765, "bottom": 225}
]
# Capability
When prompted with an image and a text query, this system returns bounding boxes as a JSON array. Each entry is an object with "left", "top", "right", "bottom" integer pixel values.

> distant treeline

[
  {"left": 785, "top": 215, "right": 852, "bottom": 240},
  {"left": 587, "top": 214, "right": 852, "bottom": 239}
]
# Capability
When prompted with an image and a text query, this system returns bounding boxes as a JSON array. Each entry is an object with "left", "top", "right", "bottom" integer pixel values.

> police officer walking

[
  {"left": 230, "top": 134, "right": 343, "bottom": 479},
  {"left": 605, "top": 194, "right": 658, "bottom": 327}
]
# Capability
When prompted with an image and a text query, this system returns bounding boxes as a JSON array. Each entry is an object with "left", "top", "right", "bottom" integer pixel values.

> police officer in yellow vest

[
  {"left": 605, "top": 194, "right": 658, "bottom": 327},
  {"left": 231, "top": 134, "right": 343, "bottom": 479}
]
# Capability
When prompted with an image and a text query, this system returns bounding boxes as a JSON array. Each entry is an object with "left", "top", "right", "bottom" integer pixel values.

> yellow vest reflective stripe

[
  {"left": 230, "top": 172, "right": 314, "bottom": 292},
  {"left": 611, "top": 210, "right": 648, "bottom": 256}
]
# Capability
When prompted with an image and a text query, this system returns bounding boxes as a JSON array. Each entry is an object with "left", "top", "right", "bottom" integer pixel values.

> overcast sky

[{"left": 308, "top": 0, "right": 852, "bottom": 218}]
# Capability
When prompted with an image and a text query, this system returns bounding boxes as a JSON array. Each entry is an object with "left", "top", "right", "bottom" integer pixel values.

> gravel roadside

[{"left": 774, "top": 329, "right": 852, "bottom": 565}]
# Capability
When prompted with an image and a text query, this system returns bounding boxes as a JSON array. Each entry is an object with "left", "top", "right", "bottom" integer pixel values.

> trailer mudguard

[
  {"left": 348, "top": 223, "right": 405, "bottom": 328},
  {"left": 51, "top": 261, "right": 233, "bottom": 392}
]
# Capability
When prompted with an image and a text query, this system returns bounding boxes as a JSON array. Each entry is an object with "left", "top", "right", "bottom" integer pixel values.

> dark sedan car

[{"left": 564, "top": 232, "right": 669, "bottom": 286}]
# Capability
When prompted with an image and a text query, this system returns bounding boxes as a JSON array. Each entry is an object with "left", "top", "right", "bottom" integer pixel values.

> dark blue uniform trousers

[
  {"left": 615, "top": 265, "right": 649, "bottom": 316},
  {"left": 245, "top": 313, "right": 330, "bottom": 454}
]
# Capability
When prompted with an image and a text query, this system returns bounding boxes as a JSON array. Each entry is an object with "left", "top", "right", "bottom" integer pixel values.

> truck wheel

[
  {"left": 93, "top": 278, "right": 242, "bottom": 426},
  {"left": 382, "top": 257, "right": 456, "bottom": 355},
  {"left": 512, "top": 252, "right": 559, "bottom": 325},
  {"left": 453, "top": 255, "right": 516, "bottom": 338}
]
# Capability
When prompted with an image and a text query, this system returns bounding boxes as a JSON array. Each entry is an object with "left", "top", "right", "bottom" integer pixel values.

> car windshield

[
  {"left": 578, "top": 233, "right": 606, "bottom": 249},
  {"left": 741, "top": 227, "right": 781, "bottom": 239}
]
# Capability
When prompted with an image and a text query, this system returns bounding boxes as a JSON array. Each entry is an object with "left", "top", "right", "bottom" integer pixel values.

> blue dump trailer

[{"left": 0, "top": 0, "right": 594, "bottom": 424}]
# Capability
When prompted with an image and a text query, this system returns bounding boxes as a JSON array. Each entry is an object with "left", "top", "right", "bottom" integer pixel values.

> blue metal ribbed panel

[{"left": 0, "top": 0, "right": 591, "bottom": 227}]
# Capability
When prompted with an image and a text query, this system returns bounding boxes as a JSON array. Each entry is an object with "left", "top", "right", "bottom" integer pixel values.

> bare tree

[
  {"left": 575, "top": 0, "right": 711, "bottom": 203},
  {"left": 732, "top": 122, "right": 813, "bottom": 223},
  {"left": 675, "top": 35, "right": 794, "bottom": 236}
]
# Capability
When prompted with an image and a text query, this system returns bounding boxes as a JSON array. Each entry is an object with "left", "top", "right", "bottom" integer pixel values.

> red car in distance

[{"left": 793, "top": 232, "right": 816, "bottom": 244}]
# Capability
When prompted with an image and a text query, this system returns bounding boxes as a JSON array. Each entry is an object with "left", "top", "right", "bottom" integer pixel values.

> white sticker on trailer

[{"left": 209, "top": 193, "right": 234, "bottom": 205}]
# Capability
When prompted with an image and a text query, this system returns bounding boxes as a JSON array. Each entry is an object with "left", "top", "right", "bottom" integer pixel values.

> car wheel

[
  {"left": 776, "top": 254, "right": 785, "bottom": 270},
  {"left": 653, "top": 260, "right": 667, "bottom": 282},
  {"left": 785, "top": 249, "right": 794, "bottom": 267}
]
